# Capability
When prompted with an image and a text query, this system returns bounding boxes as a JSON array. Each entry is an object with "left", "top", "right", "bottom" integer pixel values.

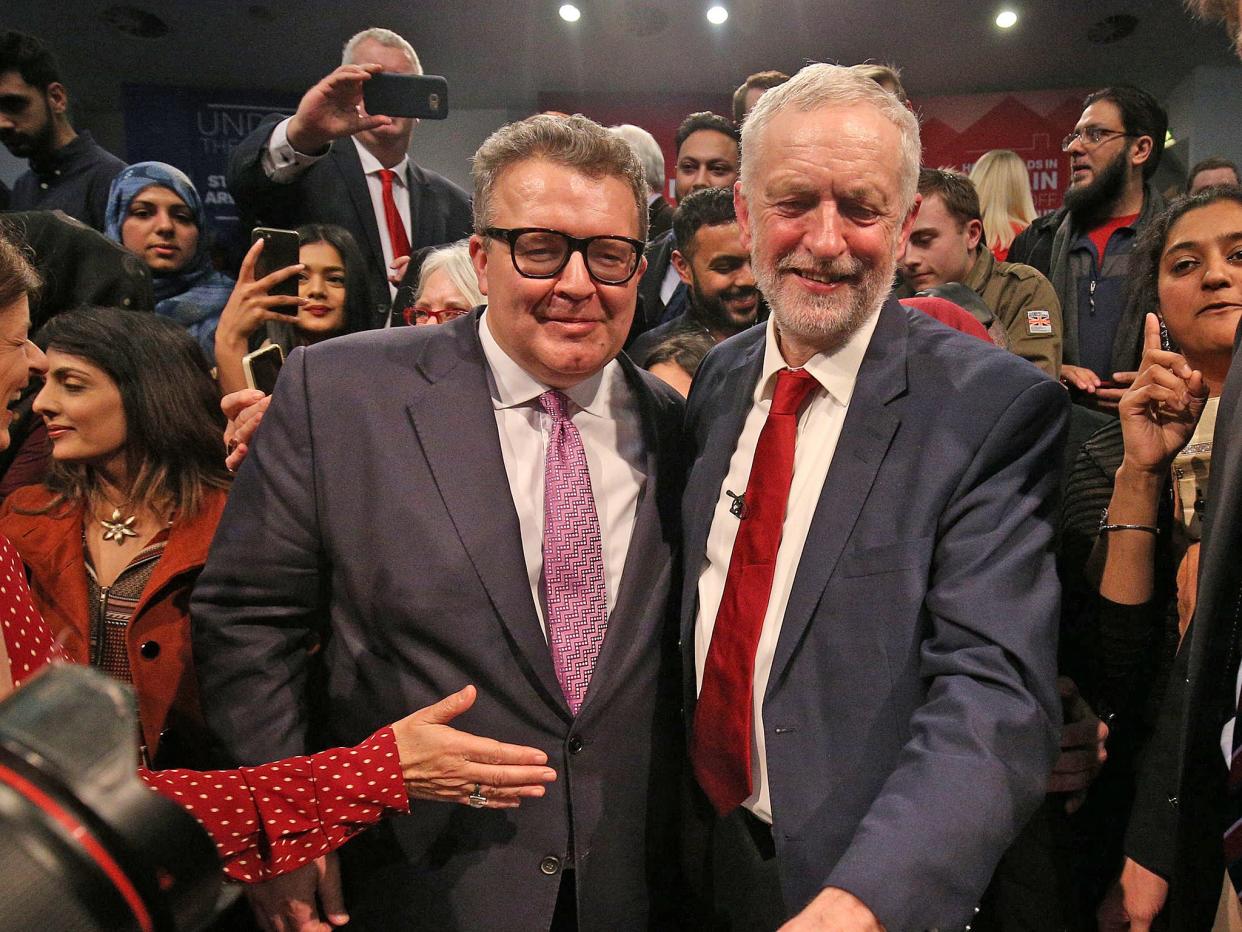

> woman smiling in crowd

[
  {"left": 214, "top": 223, "right": 370, "bottom": 394},
  {"left": 0, "top": 307, "right": 231, "bottom": 769}
]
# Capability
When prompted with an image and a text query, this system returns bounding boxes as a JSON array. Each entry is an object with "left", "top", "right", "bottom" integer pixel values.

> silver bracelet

[
  {"left": 1099, "top": 522, "right": 1158, "bottom": 534},
  {"left": 1098, "top": 507, "right": 1158, "bottom": 535}
]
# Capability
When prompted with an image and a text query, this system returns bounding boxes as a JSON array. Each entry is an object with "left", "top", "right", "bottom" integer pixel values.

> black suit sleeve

[
  {"left": 226, "top": 114, "right": 309, "bottom": 230},
  {"left": 1123, "top": 630, "right": 1189, "bottom": 878}
]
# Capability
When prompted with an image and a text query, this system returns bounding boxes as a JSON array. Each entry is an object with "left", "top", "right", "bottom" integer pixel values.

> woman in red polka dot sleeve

[{"left": 0, "top": 232, "right": 413, "bottom": 883}]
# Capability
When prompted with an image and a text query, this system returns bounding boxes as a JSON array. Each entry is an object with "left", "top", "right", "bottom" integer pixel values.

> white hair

[
  {"left": 740, "top": 63, "right": 921, "bottom": 211},
  {"left": 342, "top": 28, "right": 422, "bottom": 72},
  {"left": 609, "top": 124, "right": 666, "bottom": 194},
  {"left": 414, "top": 240, "right": 484, "bottom": 308}
]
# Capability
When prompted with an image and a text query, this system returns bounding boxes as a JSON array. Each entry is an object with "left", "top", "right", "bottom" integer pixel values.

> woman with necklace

[{"left": 0, "top": 306, "right": 230, "bottom": 770}]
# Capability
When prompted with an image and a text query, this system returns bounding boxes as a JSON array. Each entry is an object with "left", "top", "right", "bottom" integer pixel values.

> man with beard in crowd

[
  {"left": 633, "top": 112, "right": 740, "bottom": 337},
  {"left": 1009, "top": 86, "right": 1167, "bottom": 411},
  {"left": 628, "top": 186, "right": 762, "bottom": 366},
  {"left": 0, "top": 31, "right": 126, "bottom": 231}
]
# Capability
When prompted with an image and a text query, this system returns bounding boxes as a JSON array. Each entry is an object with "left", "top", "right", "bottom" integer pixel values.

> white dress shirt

[
  {"left": 694, "top": 310, "right": 880, "bottom": 823},
  {"left": 479, "top": 313, "right": 646, "bottom": 633},
  {"left": 262, "top": 118, "right": 411, "bottom": 307}
]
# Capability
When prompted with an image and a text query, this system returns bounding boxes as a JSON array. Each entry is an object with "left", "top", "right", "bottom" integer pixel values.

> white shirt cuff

[{"left": 261, "top": 117, "right": 329, "bottom": 182}]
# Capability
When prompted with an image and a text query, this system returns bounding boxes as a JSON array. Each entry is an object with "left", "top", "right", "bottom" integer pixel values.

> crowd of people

[{"left": 0, "top": 6, "right": 1240, "bottom": 930}]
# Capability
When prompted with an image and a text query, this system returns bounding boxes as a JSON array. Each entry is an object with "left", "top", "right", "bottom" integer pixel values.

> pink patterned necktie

[{"left": 539, "top": 390, "right": 608, "bottom": 716}]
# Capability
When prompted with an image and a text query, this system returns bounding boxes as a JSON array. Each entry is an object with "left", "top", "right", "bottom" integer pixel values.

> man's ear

[
  {"left": 1130, "top": 134, "right": 1155, "bottom": 173},
  {"left": 671, "top": 248, "right": 693, "bottom": 286},
  {"left": 468, "top": 234, "right": 490, "bottom": 296},
  {"left": 896, "top": 193, "right": 922, "bottom": 255},
  {"left": 965, "top": 218, "right": 983, "bottom": 252},
  {"left": 734, "top": 180, "right": 753, "bottom": 251},
  {"left": 45, "top": 82, "right": 69, "bottom": 117}
]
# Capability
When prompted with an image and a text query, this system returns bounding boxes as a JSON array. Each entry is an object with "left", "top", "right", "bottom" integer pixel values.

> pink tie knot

[{"left": 539, "top": 390, "right": 571, "bottom": 422}]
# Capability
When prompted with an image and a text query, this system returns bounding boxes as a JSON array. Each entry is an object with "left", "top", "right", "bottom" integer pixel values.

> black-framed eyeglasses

[
  {"left": 1061, "top": 127, "right": 1138, "bottom": 151},
  {"left": 484, "top": 227, "right": 645, "bottom": 285}
]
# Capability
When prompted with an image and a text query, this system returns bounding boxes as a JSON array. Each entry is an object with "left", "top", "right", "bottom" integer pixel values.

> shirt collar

[
  {"left": 351, "top": 137, "right": 409, "bottom": 182},
  {"left": 756, "top": 305, "right": 881, "bottom": 408},
  {"left": 477, "top": 311, "right": 615, "bottom": 418},
  {"left": 31, "top": 130, "right": 93, "bottom": 176}
]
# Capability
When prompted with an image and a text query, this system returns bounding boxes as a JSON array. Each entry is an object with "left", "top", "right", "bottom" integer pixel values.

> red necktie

[
  {"left": 691, "top": 367, "right": 817, "bottom": 816},
  {"left": 379, "top": 169, "right": 411, "bottom": 259}
]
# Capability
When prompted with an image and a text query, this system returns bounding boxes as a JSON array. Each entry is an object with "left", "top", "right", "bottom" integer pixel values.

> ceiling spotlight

[
  {"left": 559, "top": 4, "right": 581, "bottom": 22},
  {"left": 995, "top": 9, "right": 1018, "bottom": 28},
  {"left": 707, "top": 5, "right": 729, "bottom": 25}
]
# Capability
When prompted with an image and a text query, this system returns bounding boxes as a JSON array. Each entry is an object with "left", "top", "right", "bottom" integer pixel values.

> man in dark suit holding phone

[
  {"left": 227, "top": 27, "right": 471, "bottom": 330},
  {"left": 195, "top": 113, "right": 686, "bottom": 931}
]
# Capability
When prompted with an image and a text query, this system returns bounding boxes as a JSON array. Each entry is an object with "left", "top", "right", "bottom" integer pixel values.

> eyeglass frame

[
  {"left": 1061, "top": 126, "right": 1141, "bottom": 152},
  {"left": 404, "top": 304, "right": 472, "bottom": 326},
  {"left": 483, "top": 226, "right": 647, "bottom": 285}
]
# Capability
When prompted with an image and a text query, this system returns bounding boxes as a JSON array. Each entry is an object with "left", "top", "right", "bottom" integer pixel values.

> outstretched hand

[
  {"left": 391, "top": 685, "right": 557, "bottom": 809},
  {"left": 1118, "top": 313, "right": 1209, "bottom": 477},
  {"left": 287, "top": 63, "right": 393, "bottom": 154}
]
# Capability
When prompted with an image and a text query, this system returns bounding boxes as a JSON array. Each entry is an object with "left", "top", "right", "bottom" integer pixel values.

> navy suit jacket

[
  {"left": 192, "top": 314, "right": 686, "bottom": 930},
  {"left": 227, "top": 115, "right": 472, "bottom": 328},
  {"left": 681, "top": 298, "right": 1067, "bottom": 929}
]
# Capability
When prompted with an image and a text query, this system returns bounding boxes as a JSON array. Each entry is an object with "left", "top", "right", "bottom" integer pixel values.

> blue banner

[{"left": 122, "top": 84, "right": 299, "bottom": 259}]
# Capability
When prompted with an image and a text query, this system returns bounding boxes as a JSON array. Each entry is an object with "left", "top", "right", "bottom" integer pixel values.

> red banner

[{"left": 911, "top": 88, "right": 1089, "bottom": 214}]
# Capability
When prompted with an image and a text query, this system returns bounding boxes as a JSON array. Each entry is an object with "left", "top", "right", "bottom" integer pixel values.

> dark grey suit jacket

[
  {"left": 680, "top": 298, "right": 1067, "bottom": 929},
  {"left": 227, "top": 115, "right": 472, "bottom": 328},
  {"left": 192, "top": 313, "right": 687, "bottom": 930}
]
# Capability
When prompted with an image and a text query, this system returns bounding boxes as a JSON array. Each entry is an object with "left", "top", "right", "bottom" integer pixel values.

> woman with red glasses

[{"left": 404, "top": 240, "right": 484, "bottom": 326}]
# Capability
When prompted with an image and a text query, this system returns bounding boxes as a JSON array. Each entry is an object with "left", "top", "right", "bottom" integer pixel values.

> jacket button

[
  {"left": 568, "top": 737, "right": 584, "bottom": 754},
  {"left": 140, "top": 640, "right": 160, "bottom": 659},
  {"left": 539, "top": 856, "right": 561, "bottom": 875},
  {"left": 1167, "top": 795, "right": 1179, "bottom": 809}
]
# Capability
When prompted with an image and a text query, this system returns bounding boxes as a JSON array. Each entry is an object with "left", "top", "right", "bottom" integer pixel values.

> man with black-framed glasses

[
  {"left": 193, "top": 113, "right": 688, "bottom": 931},
  {"left": 1010, "top": 85, "right": 1168, "bottom": 412}
]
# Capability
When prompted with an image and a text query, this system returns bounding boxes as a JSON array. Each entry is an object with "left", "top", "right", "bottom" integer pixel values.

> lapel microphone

[{"left": 726, "top": 490, "right": 747, "bottom": 519}]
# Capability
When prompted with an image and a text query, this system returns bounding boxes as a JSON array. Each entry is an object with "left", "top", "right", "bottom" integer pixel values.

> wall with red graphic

[{"left": 912, "top": 88, "right": 1088, "bottom": 214}]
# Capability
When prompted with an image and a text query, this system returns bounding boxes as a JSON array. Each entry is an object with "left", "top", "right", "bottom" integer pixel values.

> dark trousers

[
  {"left": 550, "top": 869, "right": 577, "bottom": 932},
  {"left": 704, "top": 808, "right": 787, "bottom": 932}
]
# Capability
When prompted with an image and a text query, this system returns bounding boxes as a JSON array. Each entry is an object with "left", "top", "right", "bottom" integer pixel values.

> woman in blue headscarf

[{"left": 104, "top": 162, "right": 234, "bottom": 363}]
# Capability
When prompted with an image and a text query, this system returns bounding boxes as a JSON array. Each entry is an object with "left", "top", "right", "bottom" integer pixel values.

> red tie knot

[{"left": 770, "top": 368, "right": 816, "bottom": 416}]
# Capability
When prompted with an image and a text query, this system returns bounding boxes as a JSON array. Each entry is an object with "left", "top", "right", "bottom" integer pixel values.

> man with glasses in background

[
  {"left": 1009, "top": 86, "right": 1168, "bottom": 410},
  {"left": 193, "top": 113, "right": 687, "bottom": 931}
]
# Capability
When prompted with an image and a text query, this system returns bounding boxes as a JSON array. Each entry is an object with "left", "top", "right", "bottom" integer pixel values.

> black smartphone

[
  {"left": 251, "top": 227, "right": 300, "bottom": 303},
  {"left": 242, "top": 344, "right": 285, "bottom": 396},
  {"left": 363, "top": 73, "right": 449, "bottom": 120}
]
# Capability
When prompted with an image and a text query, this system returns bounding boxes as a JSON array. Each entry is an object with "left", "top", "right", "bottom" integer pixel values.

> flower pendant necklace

[{"left": 99, "top": 508, "right": 140, "bottom": 545}]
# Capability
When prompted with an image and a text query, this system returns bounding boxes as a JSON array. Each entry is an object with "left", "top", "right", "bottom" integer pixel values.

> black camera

[{"left": 0, "top": 665, "right": 223, "bottom": 931}]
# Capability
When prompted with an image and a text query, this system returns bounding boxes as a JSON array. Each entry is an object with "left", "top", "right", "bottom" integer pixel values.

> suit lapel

[
  {"left": 679, "top": 332, "right": 766, "bottom": 655},
  {"left": 405, "top": 162, "right": 429, "bottom": 250},
  {"left": 578, "top": 358, "right": 666, "bottom": 717},
  {"left": 332, "top": 141, "right": 385, "bottom": 270},
  {"left": 405, "top": 317, "right": 569, "bottom": 718},
  {"left": 766, "top": 299, "right": 909, "bottom": 690}
]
